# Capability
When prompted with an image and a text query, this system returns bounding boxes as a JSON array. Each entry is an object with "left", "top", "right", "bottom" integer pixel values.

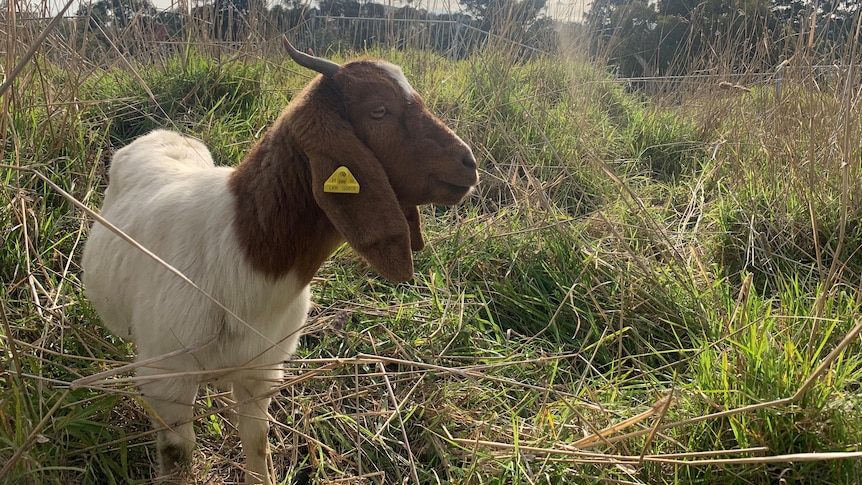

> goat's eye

[{"left": 370, "top": 106, "right": 387, "bottom": 119}]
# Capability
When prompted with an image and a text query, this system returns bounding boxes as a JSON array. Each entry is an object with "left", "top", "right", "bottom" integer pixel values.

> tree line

[
  {"left": 48, "top": 0, "right": 854, "bottom": 76},
  {"left": 70, "top": 0, "right": 555, "bottom": 59},
  {"left": 586, "top": 0, "right": 860, "bottom": 78}
]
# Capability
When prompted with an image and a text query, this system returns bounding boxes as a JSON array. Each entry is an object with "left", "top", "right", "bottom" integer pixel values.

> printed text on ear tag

[{"left": 323, "top": 166, "right": 360, "bottom": 194}]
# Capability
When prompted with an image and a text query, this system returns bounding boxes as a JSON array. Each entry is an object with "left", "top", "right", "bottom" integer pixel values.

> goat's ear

[
  {"left": 403, "top": 205, "right": 425, "bottom": 251},
  {"left": 301, "top": 100, "right": 415, "bottom": 282}
]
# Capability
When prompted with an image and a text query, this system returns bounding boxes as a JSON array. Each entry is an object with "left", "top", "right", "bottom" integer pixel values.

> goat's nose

[{"left": 462, "top": 152, "right": 477, "bottom": 171}]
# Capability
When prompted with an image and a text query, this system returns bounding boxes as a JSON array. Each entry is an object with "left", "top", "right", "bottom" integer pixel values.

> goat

[{"left": 81, "top": 36, "right": 478, "bottom": 484}]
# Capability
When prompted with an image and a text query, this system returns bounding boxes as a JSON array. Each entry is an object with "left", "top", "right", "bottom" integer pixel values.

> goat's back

[
  {"left": 105, "top": 130, "right": 214, "bottom": 197},
  {"left": 82, "top": 129, "right": 307, "bottom": 372},
  {"left": 82, "top": 130, "right": 234, "bottom": 345}
]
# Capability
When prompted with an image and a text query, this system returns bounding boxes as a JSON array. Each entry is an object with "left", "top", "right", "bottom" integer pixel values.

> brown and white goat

[{"left": 81, "top": 37, "right": 477, "bottom": 484}]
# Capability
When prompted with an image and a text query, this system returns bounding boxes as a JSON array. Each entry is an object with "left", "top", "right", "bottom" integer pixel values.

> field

[{"left": 3, "top": 7, "right": 862, "bottom": 485}]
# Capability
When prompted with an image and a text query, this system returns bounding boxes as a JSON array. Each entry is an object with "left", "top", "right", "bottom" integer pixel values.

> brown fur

[{"left": 229, "top": 59, "right": 476, "bottom": 284}]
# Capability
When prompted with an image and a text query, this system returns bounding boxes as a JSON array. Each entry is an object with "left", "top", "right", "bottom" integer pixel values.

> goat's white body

[
  {"left": 82, "top": 131, "right": 307, "bottom": 483},
  {"left": 84, "top": 130, "right": 307, "bottom": 368}
]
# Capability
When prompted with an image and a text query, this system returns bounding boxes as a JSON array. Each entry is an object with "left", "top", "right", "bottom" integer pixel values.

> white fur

[
  {"left": 376, "top": 61, "right": 416, "bottom": 99},
  {"left": 82, "top": 130, "right": 305, "bottom": 484}
]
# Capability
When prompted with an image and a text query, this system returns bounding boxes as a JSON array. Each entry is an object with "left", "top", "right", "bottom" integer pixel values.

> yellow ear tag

[{"left": 323, "top": 166, "right": 360, "bottom": 194}]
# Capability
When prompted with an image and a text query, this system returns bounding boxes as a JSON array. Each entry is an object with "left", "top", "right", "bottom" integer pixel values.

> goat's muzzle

[{"left": 435, "top": 147, "right": 478, "bottom": 206}]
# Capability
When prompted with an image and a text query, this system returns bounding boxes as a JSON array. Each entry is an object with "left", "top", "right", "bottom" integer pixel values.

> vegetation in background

[
  {"left": 65, "top": 0, "right": 556, "bottom": 62},
  {"left": 3, "top": 2, "right": 862, "bottom": 484},
  {"left": 587, "top": 0, "right": 858, "bottom": 78}
]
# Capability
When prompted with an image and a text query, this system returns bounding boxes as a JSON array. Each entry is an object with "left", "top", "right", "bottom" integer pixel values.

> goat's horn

[{"left": 282, "top": 34, "right": 340, "bottom": 78}]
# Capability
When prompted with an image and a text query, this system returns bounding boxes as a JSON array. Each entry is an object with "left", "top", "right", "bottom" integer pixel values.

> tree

[
  {"left": 461, "top": 0, "right": 547, "bottom": 34},
  {"left": 268, "top": 0, "right": 314, "bottom": 36},
  {"left": 586, "top": 0, "right": 662, "bottom": 76},
  {"left": 75, "top": 0, "right": 160, "bottom": 56},
  {"left": 214, "top": 0, "right": 266, "bottom": 41},
  {"left": 76, "top": 0, "right": 156, "bottom": 31},
  {"left": 771, "top": 0, "right": 857, "bottom": 58},
  {"left": 587, "top": 0, "right": 781, "bottom": 77},
  {"left": 318, "top": 0, "right": 361, "bottom": 17}
]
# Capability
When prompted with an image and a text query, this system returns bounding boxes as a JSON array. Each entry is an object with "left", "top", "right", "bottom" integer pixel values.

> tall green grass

[{"left": 3, "top": 12, "right": 862, "bottom": 485}]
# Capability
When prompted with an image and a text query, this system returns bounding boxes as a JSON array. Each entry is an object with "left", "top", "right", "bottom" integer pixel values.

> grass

[{"left": 3, "top": 9, "right": 862, "bottom": 485}]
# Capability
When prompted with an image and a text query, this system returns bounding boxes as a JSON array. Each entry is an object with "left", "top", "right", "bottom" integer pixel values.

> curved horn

[{"left": 282, "top": 34, "right": 340, "bottom": 78}]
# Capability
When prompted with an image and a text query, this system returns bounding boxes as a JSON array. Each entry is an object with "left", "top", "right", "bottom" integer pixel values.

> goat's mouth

[{"left": 436, "top": 181, "right": 477, "bottom": 205}]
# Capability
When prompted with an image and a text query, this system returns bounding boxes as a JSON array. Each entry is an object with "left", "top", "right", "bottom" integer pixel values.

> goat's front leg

[
  {"left": 140, "top": 376, "right": 199, "bottom": 482},
  {"left": 233, "top": 379, "right": 274, "bottom": 485}
]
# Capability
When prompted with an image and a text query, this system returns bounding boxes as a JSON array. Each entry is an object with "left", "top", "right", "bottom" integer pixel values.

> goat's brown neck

[{"left": 228, "top": 115, "right": 344, "bottom": 285}]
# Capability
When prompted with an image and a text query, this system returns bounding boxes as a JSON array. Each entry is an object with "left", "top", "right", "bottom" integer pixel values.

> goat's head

[{"left": 283, "top": 36, "right": 478, "bottom": 282}]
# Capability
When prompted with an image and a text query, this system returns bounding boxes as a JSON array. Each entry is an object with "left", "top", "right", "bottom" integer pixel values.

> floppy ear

[
  {"left": 402, "top": 205, "right": 425, "bottom": 251},
  {"left": 297, "top": 86, "right": 415, "bottom": 282}
]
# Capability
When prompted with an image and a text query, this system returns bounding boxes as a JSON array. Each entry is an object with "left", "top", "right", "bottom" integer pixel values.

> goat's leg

[
  {"left": 233, "top": 379, "right": 274, "bottom": 485},
  {"left": 140, "top": 376, "right": 199, "bottom": 480}
]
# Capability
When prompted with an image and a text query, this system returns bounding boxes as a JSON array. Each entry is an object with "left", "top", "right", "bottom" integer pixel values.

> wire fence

[
  {"left": 285, "top": 16, "right": 551, "bottom": 60},
  {"left": 11, "top": 7, "right": 556, "bottom": 66},
  {"left": 611, "top": 64, "right": 856, "bottom": 98}
]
